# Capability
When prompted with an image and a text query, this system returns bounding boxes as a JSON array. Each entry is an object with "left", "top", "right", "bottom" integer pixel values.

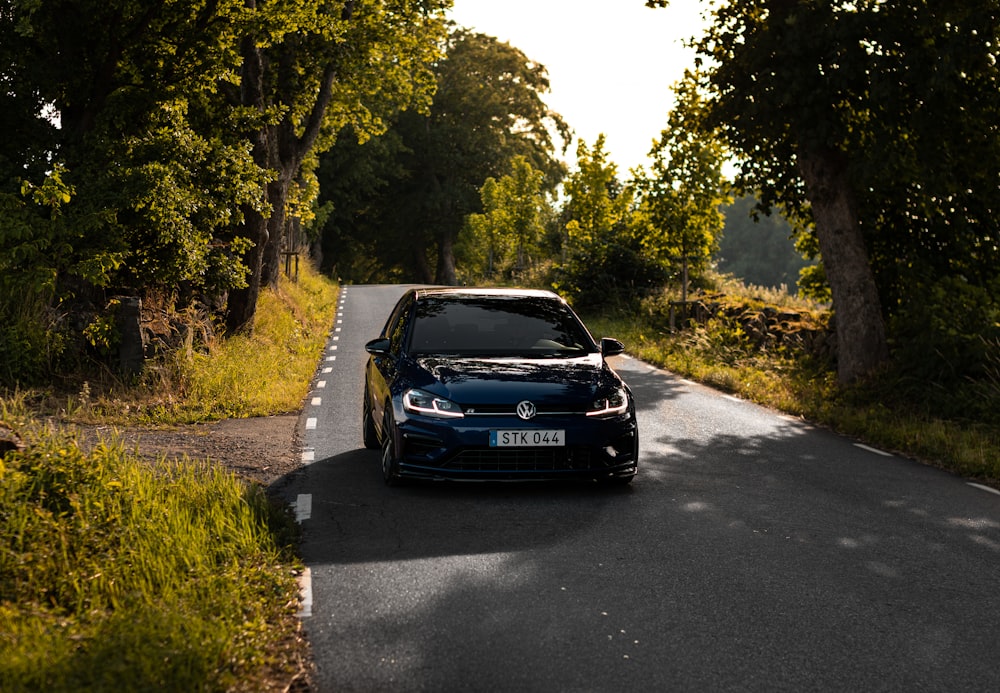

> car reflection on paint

[{"left": 362, "top": 287, "right": 638, "bottom": 485}]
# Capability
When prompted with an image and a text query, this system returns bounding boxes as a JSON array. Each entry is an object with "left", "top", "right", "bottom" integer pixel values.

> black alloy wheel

[
  {"left": 362, "top": 384, "right": 379, "bottom": 449},
  {"left": 380, "top": 410, "right": 402, "bottom": 486}
]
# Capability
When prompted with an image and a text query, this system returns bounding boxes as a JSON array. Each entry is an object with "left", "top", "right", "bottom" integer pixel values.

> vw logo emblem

[{"left": 516, "top": 400, "right": 537, "bottom": 420}]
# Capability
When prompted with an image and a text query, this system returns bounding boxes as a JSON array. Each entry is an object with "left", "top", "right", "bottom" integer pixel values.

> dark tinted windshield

[{"left": 407, "top": 296, "right": 595, "bottom": 357}]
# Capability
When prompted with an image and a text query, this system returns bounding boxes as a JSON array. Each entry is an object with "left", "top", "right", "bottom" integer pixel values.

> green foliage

[
  {"left": 81, "top": 299, "right": 121, "bottom": 355},
  {"left": 555, "top": 137, "right": 652, "bottom": 307},
  {"left": 0, "top": 415, "right": 301, "bottom": 691},
  {"left": 634, "top": 73, "right": 730, "bottom": 281},
  {"left": 316, "top": 27, "right": 569, "bottom": 284},
  {"left": 463, "top": 156, "right": 551, "bottom": 280},
  {"left": 0, "top": 290, "right": 68, "bottom": 389},
  {"left": 1, "top": 0, "right": 449, "bottom": 345},
  {"left": 888, "top": 275, "right": 1000, "bottom": 415}
]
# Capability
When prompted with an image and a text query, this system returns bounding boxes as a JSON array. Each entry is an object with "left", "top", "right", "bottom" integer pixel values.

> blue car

[{"left": 362, "top": 287, "right": 638, "bottom": 485}]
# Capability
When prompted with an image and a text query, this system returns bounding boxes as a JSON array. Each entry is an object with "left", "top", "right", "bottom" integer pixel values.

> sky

[{"left": 447, "top": 0, "right": 709, "bottom": 175}]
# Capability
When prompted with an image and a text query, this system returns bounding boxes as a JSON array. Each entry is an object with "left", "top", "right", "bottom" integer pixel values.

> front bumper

[{"left": 392, "top": 412, "right": 638, "bottom": 482}]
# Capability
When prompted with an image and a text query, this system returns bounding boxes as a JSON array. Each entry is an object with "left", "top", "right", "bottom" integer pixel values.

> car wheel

[
  {"left": 362, "top": 384, "right": 379, "bottom": 449},
  {"left": 380, "top": 411, "right": 403, "bottom": 486}
]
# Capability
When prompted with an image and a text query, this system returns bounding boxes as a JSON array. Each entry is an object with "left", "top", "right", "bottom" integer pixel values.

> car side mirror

[
  {"left": 365, "top": 338, "right": 391, "bottom": 356},
  {"left": 600, "top": 337, "right": 625, "bottom": 357}
]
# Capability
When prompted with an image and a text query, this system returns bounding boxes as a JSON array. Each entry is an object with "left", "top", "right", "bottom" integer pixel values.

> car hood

[{"left": 406, "top": 353, "right": 619, "bottom": 406}]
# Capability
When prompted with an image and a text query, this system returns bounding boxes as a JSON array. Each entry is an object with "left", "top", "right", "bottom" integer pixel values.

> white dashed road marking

[
  {"left": 298, "top": 287, "right": 348, "bottom": 619},
  {"left": 295, "top": 493, "right": 312, "bottom": 521}
]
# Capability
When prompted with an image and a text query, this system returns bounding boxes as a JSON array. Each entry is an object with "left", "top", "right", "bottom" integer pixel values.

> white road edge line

[
  {"left": 854, "top": 443, "right": 893, "bottom": 457},
  {"left": 967, "top": 482, "right": 1000, "bottom": 497},
  {"left": 301, "top": 449, "right": 315, "bottom": 463},
  {"left": 306, "top": 417, "right": 317, "bottom": 430}
]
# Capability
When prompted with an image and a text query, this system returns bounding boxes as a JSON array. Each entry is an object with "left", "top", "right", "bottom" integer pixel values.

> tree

[
  {"left": 464, "top": 156, "right": 550, "bottom": 279},
  {"left": 2, "top": 0, "right": 263, "bottom": 302},
  {"left": 225, "top": 0, "right": 450, "bottom": 333},
  {"left": 646, "top": 0, "right": 1000, "bottom": 384},
  {"left": 697, "top": 0, "right": 889, "bottom": 383},
  {"left": 317, "top": 28, "right": 569, "bottom": 285},
  {"left": 0, "top": 0, "right": 449, "bottom": 343},
  {"left": 634, "top": 72, "right": 729, "bottom": 294},
  {"left": 557, "top": 136, "right": 665, "bottom": 307}
]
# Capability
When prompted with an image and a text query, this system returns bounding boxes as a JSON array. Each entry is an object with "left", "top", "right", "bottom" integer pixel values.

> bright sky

[{"left": 447, "top": 0, "right": 709, "bottom": 175}]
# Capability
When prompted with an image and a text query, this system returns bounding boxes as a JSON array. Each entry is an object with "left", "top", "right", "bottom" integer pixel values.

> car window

[
  {"left": 384, "top": 293, "right": 413, "bottom": 356},
  {"left": 407, "top": 296, "right": 595, "bottom": 356}
]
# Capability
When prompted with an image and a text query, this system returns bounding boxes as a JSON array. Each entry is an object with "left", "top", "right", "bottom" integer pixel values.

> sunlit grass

[
  {"left": 72, "top": 265, "right": 339, "bottom": 424},
  {"left": 0, "top": 398, "right": 304, "bottom": 691}
]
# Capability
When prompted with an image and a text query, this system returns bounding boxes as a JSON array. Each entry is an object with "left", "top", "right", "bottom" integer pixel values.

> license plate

[{"left": 489, "top": 430, "right": 565, "bottom": 447}]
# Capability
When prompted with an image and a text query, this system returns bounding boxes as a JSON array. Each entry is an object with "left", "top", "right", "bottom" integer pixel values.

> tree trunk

[
  {"left": 226, "top": 18, "right": 268, "bottom": 336},
  {"left": 228, "top": 0, "right": 357, "bottom": 329},
  {"left": 436, "top": 232, "right": 458, "bottom": 285},
  {"left": 412, "top": 244, "right": 433, "bottom": 284},
  {"left": 261, "top": 174, "right": 290, "bottom": 289},
  {"left": 225, "top": 204, "right": 267, "bottom": 335},
  {"left": 798, "top": 146, "right": 889, "bottom": 383}
]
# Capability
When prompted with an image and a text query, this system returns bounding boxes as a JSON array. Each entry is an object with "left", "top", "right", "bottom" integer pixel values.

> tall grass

[
  {"left": 78, "top": 266, "right": 340, "bottom": 424},
  {"left": 0, "top": 397, "right": 304, "bottom": 691}
]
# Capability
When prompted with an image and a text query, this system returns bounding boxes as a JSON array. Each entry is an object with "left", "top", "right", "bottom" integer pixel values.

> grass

[
  {"left": 1, "top": 264, "right": 340, "bottom": 691},
  {"left": 583, "top": 279, "right": 1000, "bottom": 488},
  {"left": 67, "top": 265, "right": 340, "bottom": 425},
  {"left": 0, "top": 398, "right": 306, "bottom": 691}
]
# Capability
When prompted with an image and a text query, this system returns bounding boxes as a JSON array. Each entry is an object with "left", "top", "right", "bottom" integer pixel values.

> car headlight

[
  {"left": 403, "top": 389, "right": 465, "bottom": 419},
  {"left": 586, "top": 387, "right": 629, "bottom": 418}
]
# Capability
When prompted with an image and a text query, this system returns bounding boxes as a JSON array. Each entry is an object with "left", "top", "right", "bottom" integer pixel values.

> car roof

[{"left": 412, "top": 287, "right": 564, "bottom": 301}]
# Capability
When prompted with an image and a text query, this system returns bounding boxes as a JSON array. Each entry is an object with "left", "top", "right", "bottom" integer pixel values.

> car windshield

[{"left": 407, "top": 296, "right": 595, "bottom": 357}]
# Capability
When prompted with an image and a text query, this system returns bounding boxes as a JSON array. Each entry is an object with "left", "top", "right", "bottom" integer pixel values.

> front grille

[
  {"left": 443, "top": 447, "right": 599, "bottom": 472},
  {"left": 462, "top": 405, "right": 583, "bottom": 417}
]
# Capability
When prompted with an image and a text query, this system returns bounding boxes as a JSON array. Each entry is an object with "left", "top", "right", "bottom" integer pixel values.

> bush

[
  {"left": 0, "top": 290, "right": 68, "bottom": 387},
  {"left": 888, "top": 275, "right": 1000, "bottom": 420}
]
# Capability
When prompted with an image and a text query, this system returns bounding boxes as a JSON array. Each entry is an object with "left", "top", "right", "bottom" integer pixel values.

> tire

[
  {"left": 362, "top": 384, "right": 379, "bottom": 449},
  {"left": 380, "top": 411, "right": 403, "bottom": 486}
]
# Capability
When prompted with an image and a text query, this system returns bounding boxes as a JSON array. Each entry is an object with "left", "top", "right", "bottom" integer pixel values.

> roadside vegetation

[
  {"left": 3, "top": 1, "right": 998, "bottom": 688},
  {"left": 0, "top": 266, "right": 339, "bottom": 692},
  {"left": 583, "top": 274, "right": 1000, "bottom": 487}
]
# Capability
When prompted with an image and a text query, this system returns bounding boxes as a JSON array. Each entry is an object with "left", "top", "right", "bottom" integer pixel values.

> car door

[{"left": 367, "top": 292, "right": 413, "bottom": 435}]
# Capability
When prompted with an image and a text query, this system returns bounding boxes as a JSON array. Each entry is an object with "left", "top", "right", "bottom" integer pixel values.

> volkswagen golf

[{"left": 362, "top": 287, "right": 638, "bottom": 485}]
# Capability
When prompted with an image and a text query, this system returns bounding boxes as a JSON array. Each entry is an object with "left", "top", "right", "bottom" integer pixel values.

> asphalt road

[{"left": 276, "top": 283, "right": 1000, "bottom": 692}]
